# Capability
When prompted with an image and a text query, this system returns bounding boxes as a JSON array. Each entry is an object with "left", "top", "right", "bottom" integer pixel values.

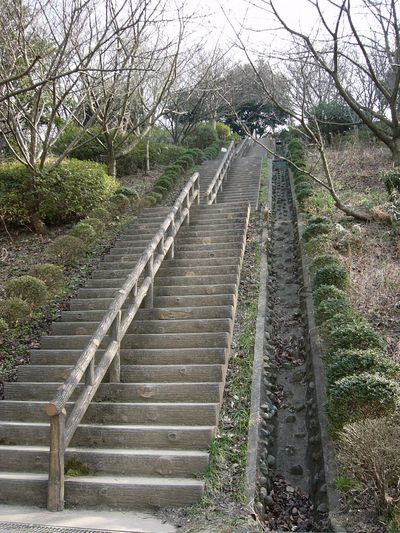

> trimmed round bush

[
  {"left": 304, "top": 235, "right": 332, "bottom": 257},
  {"left": 316, "top": 298, "right": 354, "bottom": 324},
  {"left": 0, "top": 159, "right": 117, "bottom": 226},
  {"left": 321, "top": 309, "right": 362, "bottom": 338},
  {"left": 70, "top": 222, "right": 97, "bottom": 244},
  {"left": 303, "top": 222, "right": 332, "bottom": 242},
  {"left": 176, "top": 155, "right": 194, "bottom": 170},
  {"left": 153, "top": 184, "right": 168, "bottom": 195},
  {"left": 327, "top": 349, "right": 400, "bottom": 384},
  {"left": 0, "top": 297, "right": 32, "bottom": 326},
  {"left": 5, "top": 275, "right": 48, "bottom": 309},
  {"left": 89, "top": 207, "right": 113, "bottom": 223},
  {"left": 295, "top": 184, "right": 314, "bottom": 203},
  {"left": 115, "top": 186, "right": 139, "bottom": 204},
  {"left": 326, "top": 322, "right": 383, "bottom": 352},
  {"left": 327, "top": 373, "right": 400, "bottom": 430},
  {"left": 0, "top": 318, "right": 9, "bottom": 344},
  {"left": 313, "top": 284, "right": 348, "bottom": 307},
  {"left": 83, "top": 217, "right": 105, "bottom": 233},
  {"left": 185, "top": 148, "right": 205, "bottom": 164},
  {"left": 139, "top": 195, "right": 158, "bottom": 208},
  {"left": 48, "top": 235, "right": 87, "bottom": 266},
  {"left": 108, "top": 193, "right": 130, "bottom": 214},
  {"left": 310, "top": 254, "right": 341, "bottom": 274},
  {"left": 30, "top": 263, "right": 64, "bottom": 294},
  {"left": 313, "top": 265, "right": 348, "bottom": 291}
]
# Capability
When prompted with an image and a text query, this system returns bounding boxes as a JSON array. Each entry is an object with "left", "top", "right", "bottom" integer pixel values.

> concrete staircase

[{"left": 0, "top": 194, "right": 253, "bottom": 508}]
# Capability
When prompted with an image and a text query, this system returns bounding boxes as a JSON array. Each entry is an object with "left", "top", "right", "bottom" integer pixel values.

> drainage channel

[{"left": 255, "top": 158, "right": 330, "bottom": 532}]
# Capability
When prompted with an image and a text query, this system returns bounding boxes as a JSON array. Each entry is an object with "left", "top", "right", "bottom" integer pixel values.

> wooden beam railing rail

[
  {"left": 234, "top": 137, "right": 251, "bottom": 158},
  {"left": 46, "top": 172, "right": 200, "bottom": 512},
  {"left": 204, "top": 141, "right": 234, "bottom": 205}
]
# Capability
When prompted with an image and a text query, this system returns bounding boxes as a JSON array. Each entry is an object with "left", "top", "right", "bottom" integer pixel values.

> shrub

[
  {"left": 89, "top": 207, "right": 113, "bottom": 222},
  {"left": 154, "top": 144, "right": 188, "bottom": 166},
  {"left": 83, "top": 217, "right": 105, "bottom": 233},
  {"left": 303, "top": 221, "right": 331, "bottom": 242},
  {"left": 70, "top": 221, "right": 97, "bottom": 245},
  {"left": 313, "top": 265, "right": 348, "bottom": 291},
  {"left": 327, "top": 322, "right": 383, "bottom": 352},
  {"left": 0, "top": 159, "right": 117, "bottom": 226},
  {"left": 176, "top": 155, "right": 194, "bottom": 170},
  {"left": 216, "top": 122, "right": 231, "bottom": 140},
  {"left": 313, "top": 284, "right": 348, "bottom": 307},
  {"left": 310, "top": 254, "right": 341, "bottom": 274},
  {"left": 185, "top": 148, "right": 205, "bottom": 164},
  {"left": 29, "top": 263, "right": 64, "bottom": 295},
  {"left": 115, "top": 186, "right": 139, "bottom": 203},
  {"left": 0, "top": 319, "right": 9, "bottom": 344},
  {"left": 108, "top": 193, "right": 130, "bottom": 214},
  {"left": 304, "top": 235, "right": 332, "bottom": 256},
  {"left": 203, "top": 144, "right": 220, "bottom": 159},
  {"left": 48, "top": 235, "right": 87, "bottom": 265},
  {"left": 184, "top": 123, "right": 218, "bottom": 149},
  {"left": 139, "top": 195, "right": 158, "bottom": 208},
  {"left": 0, "top": 297, "right": 32, "bottom": 326},
  {"left": 321, "top": 309, "right": 362, "bottom": 338},
  {"left": 5, "top": 275, "right": 48, "bottom": 309},
  {"left": 381, "top": 169, "right": 400, "bottom": 199},
  {"left": 327, "top": 373, "right": 399, "bottom": 430},
  {"left": 337, "top": 415, "right": 400, "bottom": 510},
  {"left": 296, "top": 184, "right": 314, "bottom": 203},
  {"left": 316, "top": 298, "right": 354, "bottom": 324},
  {"left": 327, "top": 349, "right": 400, "bottom": 384}
]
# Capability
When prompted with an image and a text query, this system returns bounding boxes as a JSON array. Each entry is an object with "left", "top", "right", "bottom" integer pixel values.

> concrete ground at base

[{"left": 0, "top": 505, "right": 176, "bottom": 533}]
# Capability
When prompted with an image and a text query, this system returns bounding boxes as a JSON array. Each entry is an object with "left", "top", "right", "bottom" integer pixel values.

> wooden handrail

[
  {"left": 204, "top": 141, "right": 234, "bottom": 204},
  {"left": 46, "top": 172, "right": 200, "bottom": 511}
]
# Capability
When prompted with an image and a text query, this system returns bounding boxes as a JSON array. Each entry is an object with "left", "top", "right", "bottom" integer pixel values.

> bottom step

[{"left": 0, "top": 472, "right": 204, "bottom": 508}]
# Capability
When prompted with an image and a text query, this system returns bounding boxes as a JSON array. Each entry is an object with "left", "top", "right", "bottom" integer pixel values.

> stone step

[
  {"left": 85, "top": 274, "right": 238, "bottom": 289},
  {"left": 41, "top": 331, "right": 229, "bottom": 351},
  {"left": 98, "top": 257, "right": 239, "bottom": 270},
  {"left": 69, "top": 293, "right": 235, "bottom": 310},
  {"left": 74, "top": 284, "right": 236, "bottom": 299},
  {"left": 0, "top": 422, "right": 214, "bottom": 450},
  {"left": 30, "top": 347, "right": 228, "bottom": 366},
  {"left": 0, "top": 472, "right": 204, "bottom": 508},
  {"left": 51, "top": 318, "right": 232, "bottom": 336},
  {"left": 0, "top": 401, "right": 219, "bottom": 425},
  {"left": 0, "top": 446, "right": 209, "bottom": 477},
  {"left": 5, "top": 382, "right": 223, "bottom": 403},
  {"left": 91, "top": 265, "right": 239, "bottom": 280},
  {"left": 60, "top": 305, "right": 234, "bottom": 322}
]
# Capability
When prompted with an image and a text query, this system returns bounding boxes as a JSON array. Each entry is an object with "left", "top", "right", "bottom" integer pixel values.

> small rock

[
  {"left": 264, "top": 494, "right": 273, "bottom": 506},
  {"left": 267, "top": 454, "right": 276, "bottom": 466},
  {"left": 290, "top": 464, "right": 304, "bottom": 476},
  {"left": 255, "top": 501, "right": 264, "bottom": 513},
  {"left": 286, "top": 485, "right": 295, "bottom": 493},
  {"left": 309, "top": 381, "right": 315, "bottom": 389},
  {"left": 317, "top": 502, "right": 328, "bottom": 514},
  {"left": 291, "top": 507, "right": 298, "bottom": 515},
  {"left": 285, "top": 414, "right": 296, "bottom": 423},
  {"left": 260, "top": 487, "right": 267, "bottom": 499},
  {"left": 320, "top": 483, "right": 327, "bottom": 493}
]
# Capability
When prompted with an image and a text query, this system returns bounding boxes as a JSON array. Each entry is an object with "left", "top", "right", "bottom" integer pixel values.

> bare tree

[
  {"left": 83, "top": 1, "right": 188, "bottom": 176},
  {"left": 259, "top": 0, "right": 400, "bottom": 166},
  {"left": 0, "top": 0, "right": 162, "bottom": 231}
]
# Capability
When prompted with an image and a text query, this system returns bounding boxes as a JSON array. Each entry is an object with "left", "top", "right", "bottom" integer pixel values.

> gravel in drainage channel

[{"left": 256, "top": 161, "right": 330, "bottom": 532}]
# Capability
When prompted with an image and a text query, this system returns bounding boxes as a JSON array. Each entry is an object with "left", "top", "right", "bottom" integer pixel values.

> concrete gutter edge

[
  {"left": 245, "top": 156, "right": 272, "bottom": 510},
  {"left": 288, "top": 171, "right": 347, "bottom": 533}
]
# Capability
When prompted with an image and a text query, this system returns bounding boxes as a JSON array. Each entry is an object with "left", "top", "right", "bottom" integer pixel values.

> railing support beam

[{"left": 47, "top": 409, "right": 66, "bottom": 512}]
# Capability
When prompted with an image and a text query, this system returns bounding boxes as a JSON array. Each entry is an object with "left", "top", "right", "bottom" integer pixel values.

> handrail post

[
  {"left": 85, "top": 358, "right": 94, "bottom": 386},
  {"left": 109, "top": 310, "right": 121, "bottom": 382},
  {"left": 144, "top": 255, "right": 154, "bottom": 308},
  {"left": 167, "top": 220, "right": 175, "bottom": 260},
  {"left": 47, "top": 409, "right": 66, "bottom": 512},
  {"left": 185, "top": 194, "right": 190, "bottom": 225}
]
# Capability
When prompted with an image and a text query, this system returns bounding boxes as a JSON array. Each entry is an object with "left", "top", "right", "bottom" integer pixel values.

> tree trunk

[
  {"left": 145, "top": 138, "right": 150, "bottom": 174},
  {"left": 30, "top": 212, "right": 48, "bottom": 234},
  {"left": 391, "top": 138, "right": 400, "bottom": 167},
  {"left": 107, "top": 148, "right": 116, "bottom": 178}
]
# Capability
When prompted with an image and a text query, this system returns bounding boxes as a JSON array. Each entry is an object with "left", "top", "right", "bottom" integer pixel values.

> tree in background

[{"left": 263, "top": 0, "right": 400, "bottom": 165}]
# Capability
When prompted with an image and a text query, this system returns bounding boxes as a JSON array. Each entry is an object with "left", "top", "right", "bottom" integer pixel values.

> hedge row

[
  {"left": 151, "top": 142, "right": 224, "bottom": 202},
  {"left": 285, "top": 143, "right": 400, "bottom": 433}
]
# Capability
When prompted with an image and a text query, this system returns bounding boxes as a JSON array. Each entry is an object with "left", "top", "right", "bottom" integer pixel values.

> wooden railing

[
  {"left": 204, "top": 141, "right": 234, "bottom": 204},
  {"left": 46, "top": 172, "right": 200, "bottom": 511},
  {"left": 234, "top": 137, "right": 251, "bottom": 158}
]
